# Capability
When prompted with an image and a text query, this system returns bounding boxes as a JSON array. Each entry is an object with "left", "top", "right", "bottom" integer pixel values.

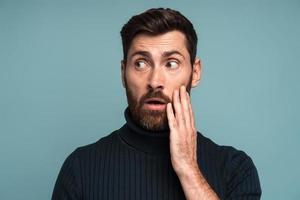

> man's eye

[
  {"left": 166, "top": 61, "right": 179, "bottom": 69},
  {"left": 134, "top": 60, "right": 147, "bottom": 69}
]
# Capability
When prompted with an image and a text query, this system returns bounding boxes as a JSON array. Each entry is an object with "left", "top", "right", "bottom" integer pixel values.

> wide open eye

[
  {"left": 134, "top": 60, "right": 148, "bottom": 70},
  {"left": 166, "top": 60, "right": 179, "bottom": 69}
]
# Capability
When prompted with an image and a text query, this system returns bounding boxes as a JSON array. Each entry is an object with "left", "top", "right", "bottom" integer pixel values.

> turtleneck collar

[{"left": 118, "top": 108, "right": 170, "bottom": 154}]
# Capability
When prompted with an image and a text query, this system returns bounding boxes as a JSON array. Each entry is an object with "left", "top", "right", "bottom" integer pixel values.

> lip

[
  {"left": 143, "top": 98, "right": 167, "bottom": 111},
  {"left": 144, "top": 98, "right": 167, "bottom": 104}
]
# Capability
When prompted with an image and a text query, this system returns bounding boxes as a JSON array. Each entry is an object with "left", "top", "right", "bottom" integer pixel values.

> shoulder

[
  {"left": 71, "top": 130, "right": 120, "bottom": 159},
  {"left": 197, "top": 132, "right": 259, "bottom": 176},
  {"left": 56, "top": 129, "right": 121, "bottom": 180},
  {"left": 197, "top": 132, "right": 261, "bottom": 197},
  {"left": 52, "top": 130, "right": 120, "bottom": 199},
  {"left": 197, "top": 132, "right": 253, "bottom": 165}
]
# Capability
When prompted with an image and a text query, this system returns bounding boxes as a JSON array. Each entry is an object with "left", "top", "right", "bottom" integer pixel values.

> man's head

[
  {"left": 120, "top": 8, "right": 201, "bottom": 131},
  {"left": 121, "top": 8, "right": 198, "bottom": 65}
]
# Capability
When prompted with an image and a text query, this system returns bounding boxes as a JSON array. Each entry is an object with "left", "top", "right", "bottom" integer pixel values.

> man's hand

[
  {"left": 166, "top": 85, "right": 198, "bottom": 175},
  {"left": 166, "top": 85, "right": 219, "bottom": 200}
]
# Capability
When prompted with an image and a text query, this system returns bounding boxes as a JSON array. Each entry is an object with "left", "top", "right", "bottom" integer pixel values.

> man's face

[{"left": 122, "top": 30, "right": 201, "bottom": 131}]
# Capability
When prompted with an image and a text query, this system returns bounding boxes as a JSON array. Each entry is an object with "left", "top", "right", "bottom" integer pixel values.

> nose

[{"left": 147, "top": 67, "right": 164, "bottom": 90}]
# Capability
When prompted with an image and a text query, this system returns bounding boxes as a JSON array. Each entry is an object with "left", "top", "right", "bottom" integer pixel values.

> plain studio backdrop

[{"left": 0, "top": 0, "right": 299, "bottom": 199}]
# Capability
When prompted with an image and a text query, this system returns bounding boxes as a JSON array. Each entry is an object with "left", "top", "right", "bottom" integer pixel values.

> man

[{"left": 52, "top": 8, "right": 261, "bottom": 200}]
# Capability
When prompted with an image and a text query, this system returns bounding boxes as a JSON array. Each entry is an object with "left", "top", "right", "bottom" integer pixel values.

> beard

[
  {"left": 124, "top": 77, "right": 192, "bottom": 132},
  {"left": 126, "top": 88, "right": 171, "bottom": 131}
]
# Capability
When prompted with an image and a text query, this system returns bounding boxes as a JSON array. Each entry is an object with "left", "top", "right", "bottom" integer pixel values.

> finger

[
  {"left": 186, "top": 92, "right": 196, "bottom": 129},
  {"left": 180, "top": 85, "right": 191, "bottom": 127},
  {"left": 166, "top": 102, "right": 177, "bottom": 129},
  {"left": 173, "top": 89, "right": 184, "bottom": 126}
]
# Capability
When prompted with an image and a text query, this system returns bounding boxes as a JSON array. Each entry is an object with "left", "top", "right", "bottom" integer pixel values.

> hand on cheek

[{"left": 166, "top": 85, "right": 198, "bottom": 175}]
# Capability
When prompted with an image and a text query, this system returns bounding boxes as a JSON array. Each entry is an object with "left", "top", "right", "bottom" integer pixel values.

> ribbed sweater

[{"left": 52, "top": 109, "right": 261, "bottom": 200}]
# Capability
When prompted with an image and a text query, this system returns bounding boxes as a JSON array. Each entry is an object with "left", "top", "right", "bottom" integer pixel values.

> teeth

[{"left": 148, "top": 101, "right": 163, "bottom": 104}]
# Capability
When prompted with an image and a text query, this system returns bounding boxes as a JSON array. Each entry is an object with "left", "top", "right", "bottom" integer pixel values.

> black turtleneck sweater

[{"left": 52, "top": 109, "right": 261, "bottom": 200}]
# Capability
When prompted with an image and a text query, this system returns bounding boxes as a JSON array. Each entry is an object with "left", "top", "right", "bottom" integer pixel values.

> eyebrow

[
  {"left": 129, "top": 51, "right": 152, "bottom": 60},
  {"left": 162, "top": 50, "right": 185, "bottom": 59},
  {"left": 129, "top": 50, "right": 185, "bottom": 60}
]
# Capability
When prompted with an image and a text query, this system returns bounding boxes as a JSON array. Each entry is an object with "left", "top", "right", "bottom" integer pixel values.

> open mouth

[
  {"left": 144, "top": 98, "right": 166, "bottom": 105},
  {"left": 143, "top": 98, "right": 167, "bottom": 110}
]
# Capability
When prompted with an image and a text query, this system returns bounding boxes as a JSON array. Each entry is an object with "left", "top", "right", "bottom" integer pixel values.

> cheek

[
  {"left": 125, "top": 73, "right": 146, "bottom": 100},
  {"left": 165, "top": 76, "right": 192, "bottom": 101},
  {"left": 166, "top": 73, "right": 192, "bottom": 91}
]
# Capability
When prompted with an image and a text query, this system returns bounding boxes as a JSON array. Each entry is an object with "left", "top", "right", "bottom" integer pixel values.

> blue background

[{"left": 1, "top": 0, "right": 299, "bottom": 199}]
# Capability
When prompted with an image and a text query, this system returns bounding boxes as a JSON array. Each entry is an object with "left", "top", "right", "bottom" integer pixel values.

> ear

[
  {"left": 191, "top": 58, "right": 202, "bottom": 88},
  {"left": 121, "top": 60, "right": 126, "bottom": 88}
]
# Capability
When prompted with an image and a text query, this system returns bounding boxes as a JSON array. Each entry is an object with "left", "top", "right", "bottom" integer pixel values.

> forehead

[{"left": 128, "top": 30, "right": 189, "bottom": 58}]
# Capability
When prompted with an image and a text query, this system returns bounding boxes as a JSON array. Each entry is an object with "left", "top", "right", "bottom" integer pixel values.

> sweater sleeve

[
  {"left": 52, "top": 149, "right": 82, "bottom": 200},
  {"left": 225, "top": 150, "right": 262, "bottom": 200}
]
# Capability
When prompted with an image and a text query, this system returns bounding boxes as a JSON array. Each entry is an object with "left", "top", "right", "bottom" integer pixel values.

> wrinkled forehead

[{"left": 127, "top": 31, "right": 190, "bottom": 60}]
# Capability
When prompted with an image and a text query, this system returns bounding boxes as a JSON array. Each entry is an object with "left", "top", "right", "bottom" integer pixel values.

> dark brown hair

[{"left": 120, "top": 8, "right": 198, "bottom": 65}]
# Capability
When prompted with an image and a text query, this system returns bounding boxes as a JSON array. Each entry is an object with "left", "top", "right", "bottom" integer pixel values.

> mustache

[{"left": 140, "top": 90, "right": 171, "bottom": 105}]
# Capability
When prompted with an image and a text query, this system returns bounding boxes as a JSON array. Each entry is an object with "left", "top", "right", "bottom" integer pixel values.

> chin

[{"left": 139, "top": 110, "right": 168, "bottom": 131}]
